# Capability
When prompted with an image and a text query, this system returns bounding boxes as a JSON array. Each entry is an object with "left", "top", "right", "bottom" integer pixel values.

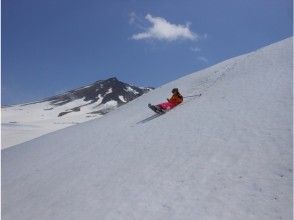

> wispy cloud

[
  {"left": 129, "top": 12, "right": 147, "bottom": 31},
  {"left": 190, "top": 47, "right": 201, "bottom": 52},
  {"left": 197, "top": 56, "right": 208, "bottom": 63},
  {"left": 131, "top": 14, "right": 198, "bottom": 41},
  {"left": 129, "top": 12, "right": 138, "bottom": 25}
]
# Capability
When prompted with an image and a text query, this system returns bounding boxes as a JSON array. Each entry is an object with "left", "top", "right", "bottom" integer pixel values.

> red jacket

[{"left": 168, "top": 92, "right": 183, "bottom": 105}]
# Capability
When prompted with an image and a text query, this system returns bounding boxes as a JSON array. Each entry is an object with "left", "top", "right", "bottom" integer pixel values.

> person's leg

[{"left": 157, "top": 102, "right": 174, "bottom": 110}]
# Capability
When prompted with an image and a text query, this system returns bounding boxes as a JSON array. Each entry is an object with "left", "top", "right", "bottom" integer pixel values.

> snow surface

[
  {"left": 125, "top": 86, "right": 140, "bottom": 95},
  {"left": 2, "top": 38, "right": 293, "bottom": 220},
  {"left": 105, "top": 87, "right": 113, "bottom": 95},
  {"left": 119, "top": 95, "right": 127, "bottom": 103},
  {"left": 1, "top": 99, "right": 103, "bottom": 149}
]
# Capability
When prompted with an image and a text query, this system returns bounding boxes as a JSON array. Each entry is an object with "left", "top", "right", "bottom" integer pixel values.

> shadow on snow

[{"left": 136, "top": 113, "right": 164, "bottom": 124}]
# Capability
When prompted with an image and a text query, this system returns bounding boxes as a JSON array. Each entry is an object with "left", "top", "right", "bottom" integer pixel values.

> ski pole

[{"left": 183, "top": 94, "right": 201, "bottom": 98}]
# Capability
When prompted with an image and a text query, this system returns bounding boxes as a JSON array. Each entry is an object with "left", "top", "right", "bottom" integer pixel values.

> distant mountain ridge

[
  {"left": 1, "top": 77, "right": 153, "bottom": 148},
  {"left": 46, "top": 77, "right": 152, "bottom": 106},
  {"left": 42, "top": 77, "right": 153, "bottom": 116}
]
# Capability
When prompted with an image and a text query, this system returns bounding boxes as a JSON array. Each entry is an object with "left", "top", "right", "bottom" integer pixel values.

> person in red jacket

[{"left": 148, "top": 88, "right": 183, "bottom": 113}]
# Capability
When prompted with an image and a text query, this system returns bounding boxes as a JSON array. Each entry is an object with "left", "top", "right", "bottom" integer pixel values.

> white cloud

[
  {"left": 197, "top": 56, "right": 208, "bottom": 63},
  {"left": 129, "top": 12, "right": 137, "bottom": 25},
  {"left": 190, "top": 47, "right": 201, "bottom": 52},
  {"left": 132, "top": 14, "right": 198, "bottom": 41}
]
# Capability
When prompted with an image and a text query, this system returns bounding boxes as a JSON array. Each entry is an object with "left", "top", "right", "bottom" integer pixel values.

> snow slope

[
  {"left": 1, "top": 100, "right": 102, "bottom": 149},
  {"left": 2, "top": 38, "right": 293, "bottom": 220}
]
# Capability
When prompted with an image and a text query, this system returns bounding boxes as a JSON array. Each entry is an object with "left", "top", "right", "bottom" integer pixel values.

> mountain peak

[{"left": 106, "top": 77, "right": 118, "bottom": 81}]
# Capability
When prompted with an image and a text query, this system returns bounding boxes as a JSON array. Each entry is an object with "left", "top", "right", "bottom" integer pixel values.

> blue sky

[{"left": 2, "top": 0, "right": 293, "bottom": 105}]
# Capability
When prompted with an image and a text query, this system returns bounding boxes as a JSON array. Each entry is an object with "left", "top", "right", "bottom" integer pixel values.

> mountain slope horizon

[
  {"left": 1, "top": 77, "right": 153, "bottom": 149},
  {"left": 3, "top": 76, "right": 153, "bottom": 107},
  {"left": 2, "top": 37, "right": 293, "bottom": 220}
]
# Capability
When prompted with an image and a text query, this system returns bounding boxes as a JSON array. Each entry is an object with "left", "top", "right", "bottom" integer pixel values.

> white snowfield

[
  {"left": 2, "top": 38, "right": 293, "bottom": 220},
  {"left": 1, "top": 99, "right": 104, "bottom": 149}
]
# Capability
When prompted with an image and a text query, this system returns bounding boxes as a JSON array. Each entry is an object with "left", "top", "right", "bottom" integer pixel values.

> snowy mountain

[
  {"left": 1, "top": 77, "right": 152, "bottom": 149},
  {"left": 2, "top": 38, "right": 293, "bottom": 220},
  {"left": 45, "top": 77, "right": 152, "bottom": 116}
]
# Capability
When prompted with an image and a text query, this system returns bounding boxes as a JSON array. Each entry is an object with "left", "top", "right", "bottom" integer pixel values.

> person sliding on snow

[{"left": 148, "top": 88, "right": 183, "bottom": 113}]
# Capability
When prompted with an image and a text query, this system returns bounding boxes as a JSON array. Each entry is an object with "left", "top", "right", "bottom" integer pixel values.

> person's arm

[
  {"left": 167, "top": 94, "right": 176, "bottom": 102},
  {"left": 179, "top": 94, "right": 183, "bottom": 102},
  {"left": 168, "top": 94, "right": 177, "bottom": 103}
]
